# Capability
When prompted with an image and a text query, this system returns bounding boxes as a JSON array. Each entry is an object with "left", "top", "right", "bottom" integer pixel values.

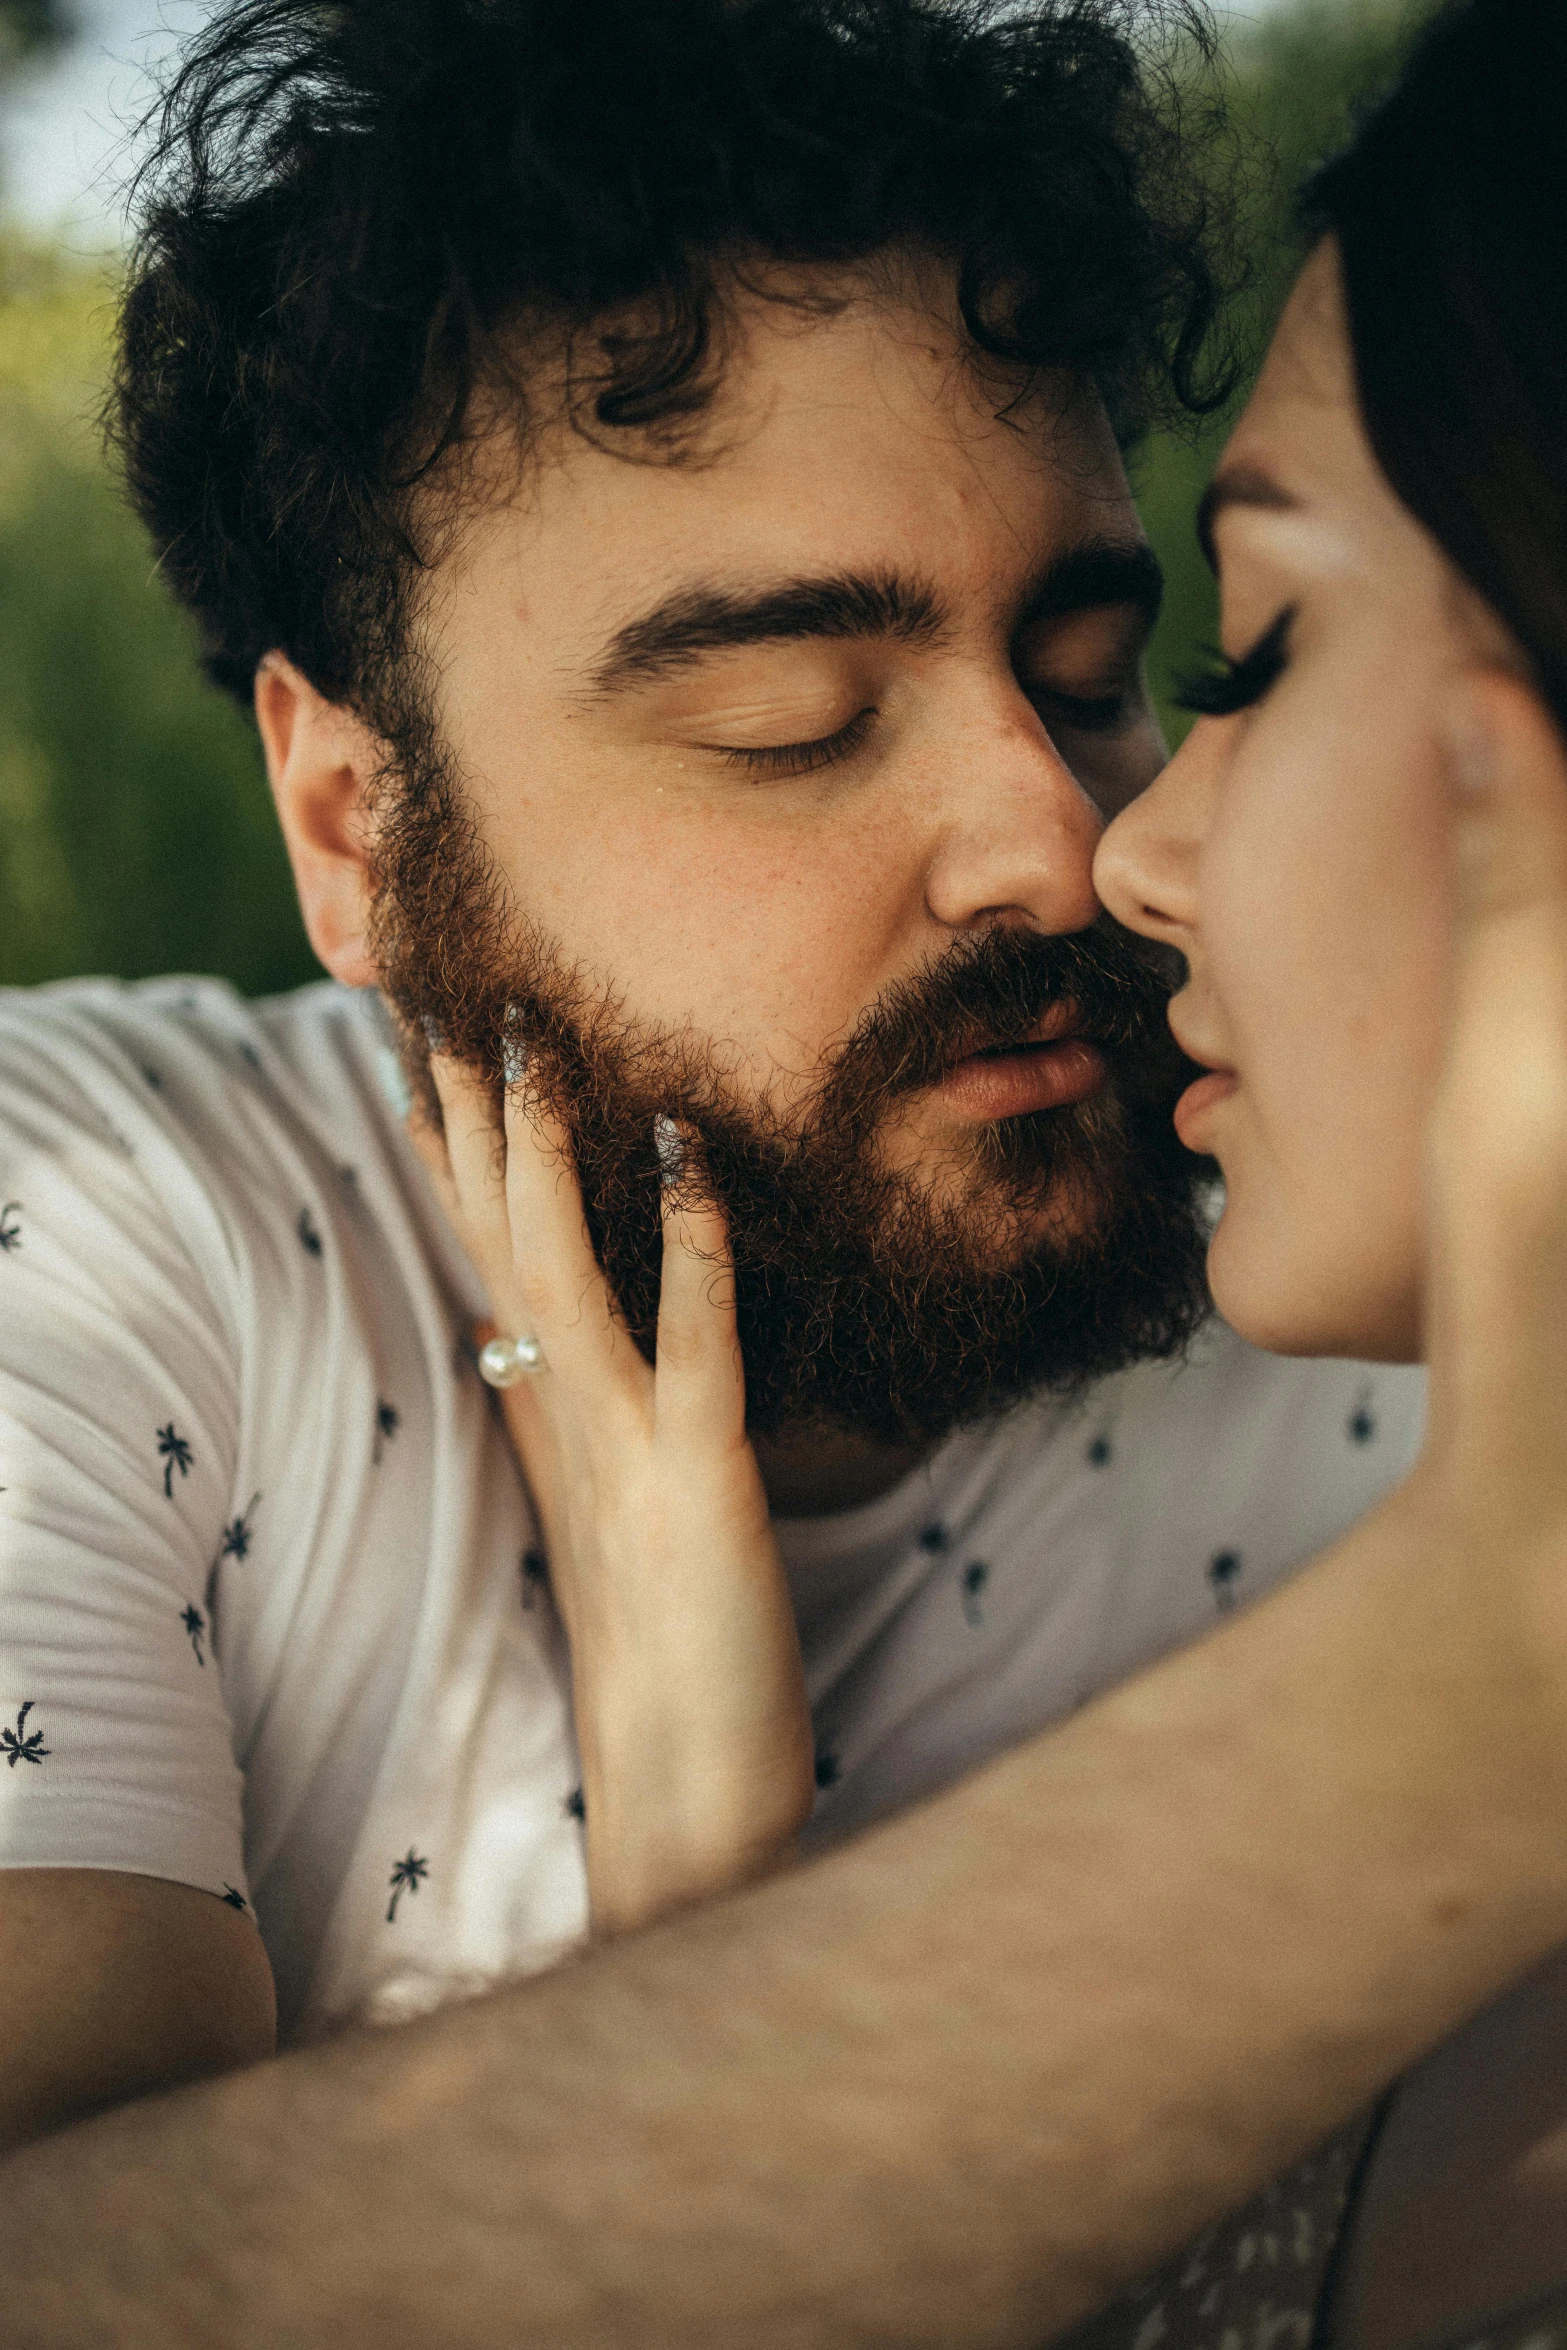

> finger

[
  {"left": 472, "top": 1317, "right": 563, "bottom": 1546},
  {"left": 1440, "top": 671, "right": 1567, "bottom": 1186},
  {"left": 402, "top": 1082, "right": 462, "bottom": 1217},
  {"left": 425, "top": 1055, "right": 540, "bottom": 1349},
  {"left": 1448, "top": 669, "right": 1567, "bottom": 930},
  {"left": 401, "top": 1058, "right": 494, "bottom": 1278},
  {"left": 498, "top": 1067, "right": 643, "bottom": 1395},
  {"left": 429, "top": 1053, "right": 509, "bottom": 1239},
  {"left": 651, "top": 1118, "right": 747, "bottom": 1448},
  {"left": 1428, "top": 670, "right": 1567, "bottom": 1449}
]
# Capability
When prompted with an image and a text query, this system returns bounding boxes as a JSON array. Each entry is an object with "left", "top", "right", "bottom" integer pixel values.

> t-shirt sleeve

[{"left": 0, "top": 998, "right": 249, "bottom": 1905}]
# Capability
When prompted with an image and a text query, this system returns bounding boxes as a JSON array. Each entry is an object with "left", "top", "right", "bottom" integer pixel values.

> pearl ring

[{"left": 477, "top": 1332, "right": 545, "bottom": 1387}]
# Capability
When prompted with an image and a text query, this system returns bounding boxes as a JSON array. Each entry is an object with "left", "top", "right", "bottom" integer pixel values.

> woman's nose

[{"left": 1093, "top": 732, "right": 1213, "bottom": 951}]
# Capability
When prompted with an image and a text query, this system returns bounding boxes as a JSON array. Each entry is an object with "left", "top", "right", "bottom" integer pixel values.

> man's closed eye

[{"left": 706, "top": 707, "right": 879, "bottom": 779}]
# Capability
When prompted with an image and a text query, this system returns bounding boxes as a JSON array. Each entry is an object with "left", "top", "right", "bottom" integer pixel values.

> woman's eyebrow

[{"left": 1196, "top": 464, "right": 1299, "bottom": 575}]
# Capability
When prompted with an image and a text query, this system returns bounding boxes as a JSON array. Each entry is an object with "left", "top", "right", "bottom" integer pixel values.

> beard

[{"left": 367, "top": 725, "right": 1212, "bottom": 1448}]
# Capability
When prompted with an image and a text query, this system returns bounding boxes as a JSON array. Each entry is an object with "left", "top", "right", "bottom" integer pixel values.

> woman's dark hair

[
  {"left": 112, "top": 0, "right": 1233, "bottom": 727},
  {"left": 1308, "top": 0, "right": 1567, "bottom": 728}
]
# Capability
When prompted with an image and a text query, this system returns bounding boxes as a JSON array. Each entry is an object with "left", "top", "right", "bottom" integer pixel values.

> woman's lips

[
  {"left": 934, "top": 1035, "right": 1108, "bottom": 1122},
  {"left": 1173, "top": 1067, "right": 1238, "bottom": 1148}
]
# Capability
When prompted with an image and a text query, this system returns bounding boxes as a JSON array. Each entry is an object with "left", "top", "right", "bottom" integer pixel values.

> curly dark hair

[{"left": 112, "top": 0, "right": 1235, "bottom": 729}]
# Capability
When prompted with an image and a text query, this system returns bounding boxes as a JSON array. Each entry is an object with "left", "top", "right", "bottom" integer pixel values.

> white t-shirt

[{"left": 0, "top": 977, "right": 1425, "bottom": 2044}]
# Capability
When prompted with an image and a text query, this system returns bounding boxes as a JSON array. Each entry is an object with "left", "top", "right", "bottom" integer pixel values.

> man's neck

[{"left": 752, "top": 1425, "right": 930, "bottom": 1520}]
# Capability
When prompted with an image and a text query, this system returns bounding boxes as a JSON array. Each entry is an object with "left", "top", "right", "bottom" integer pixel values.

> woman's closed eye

[{"left": 1175, "top": 606, "right": 1295, "bottom": 719}]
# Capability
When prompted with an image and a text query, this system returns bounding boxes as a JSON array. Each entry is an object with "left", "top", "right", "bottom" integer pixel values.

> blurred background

[{"left": 0, "top": 0, "right": 1436, "bottom": 997}]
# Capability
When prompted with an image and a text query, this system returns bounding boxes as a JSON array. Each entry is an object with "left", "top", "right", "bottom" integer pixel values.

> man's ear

[{"left": 255, "top": 655, "right": 383, "bottom": 989}]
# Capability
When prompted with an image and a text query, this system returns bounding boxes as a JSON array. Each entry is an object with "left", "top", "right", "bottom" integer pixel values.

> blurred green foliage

[
  {"left": 1137, "top": 0, "right": 1440, "bottom": 737},
  {"left": 0, "top": 0, "right": 1435, "bottom": 995},
  {"left": 0, "top": 0, "right": 73, "bottom": 78},
  {"left": 0, "top": 241, "right": 321, "bottom": 989}
]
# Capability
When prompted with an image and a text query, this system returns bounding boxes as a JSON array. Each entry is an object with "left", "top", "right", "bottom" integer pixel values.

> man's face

[{"left": 364, "top": 264, "right": 1208, "bottom": 1441}]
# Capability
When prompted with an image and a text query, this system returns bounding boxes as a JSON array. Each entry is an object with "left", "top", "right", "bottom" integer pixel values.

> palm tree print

[
  {"left": 2, "top": 1702, "right": 47, "bottom": 1767},
  {"left": 1208, "top": 1550, "right": 1243, "bottom": 1612},
  {"left": 1348, "top": 1382, "right": 1378, "bottom": 1446},
  {"left": 297, "top": 1208, "right": 323, "bottom": 1258},
  {"left": 220, "top": 1494, "right": 261, "bottom": 1562},
  {"left": 157, "top": 1423, "right": 193, "bottom": 1498},
  {"left": 181, "top": 1603, "right": 207, "bottom": 1665},
  {"left": 221, "top": 1885, "right": 248, "bottom": 1911},
  {"left": 0, "top": 1202, "right": 21, "bottom": 1254},
  {"left": 961, "top": 1561, "right": 989, "bottom": 1626},
  {"left": 520, "top": 1549, "right": 548, "bottom": 1610},
  {"left": 373, "top": 1401, "right": 400, "bottom": 1463},
  {"left": 386, "top": 1850, "right": 429, "bottom": 1922}
]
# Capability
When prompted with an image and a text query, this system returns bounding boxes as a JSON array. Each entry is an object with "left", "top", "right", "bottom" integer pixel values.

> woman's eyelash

[
  {"left": 1174, "top": 606, "right": 1295, "bottom": 719},
  {"left": 716, "top": 706, "right": 877, "bottom": 779}
]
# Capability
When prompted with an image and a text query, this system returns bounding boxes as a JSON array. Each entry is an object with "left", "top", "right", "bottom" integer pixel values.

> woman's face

[{"left": 1095, "top": 238, "right": 1510, "bottom": 1363}]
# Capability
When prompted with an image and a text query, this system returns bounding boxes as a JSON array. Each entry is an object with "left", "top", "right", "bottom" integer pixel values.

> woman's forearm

[{"left": 6, "top": 1479, "right": 1567, "bottom": 2349}]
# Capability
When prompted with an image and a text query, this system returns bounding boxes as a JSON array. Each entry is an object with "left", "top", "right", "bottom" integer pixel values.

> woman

[
  {"left": 1088, "top": 0, "right": 1567, "bottom": 2335},
  {"left": 412, "top": 0, "right": 1567, "bottom": 2337}
]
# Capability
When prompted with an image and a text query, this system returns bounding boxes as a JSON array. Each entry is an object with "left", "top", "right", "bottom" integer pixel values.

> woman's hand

[
  {"left": 1421, "top": 670, "right": 1567, "bottom": 1602},
  {"left": 406, "top": 1058, "right": 814, "bottom": 1938}
]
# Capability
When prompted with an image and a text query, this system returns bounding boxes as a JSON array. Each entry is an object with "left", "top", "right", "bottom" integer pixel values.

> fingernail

[
  {"left": 1444, "top": 691, "right": 1496, "bottom": 800},
  {"left": 374, "top": 1045, "right": 413, "bottom": 1120},
  {"left": 653, "top": 1112, "right": 684, "bottom": 1188},
  {"left": 502, "top": 1012, "right": 528, "bottom": 1089}
]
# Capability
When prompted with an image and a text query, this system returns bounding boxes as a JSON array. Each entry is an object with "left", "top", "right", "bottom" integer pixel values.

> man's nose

[{"left": 922, "top": 703, "right": 1104, "bottom": 939}]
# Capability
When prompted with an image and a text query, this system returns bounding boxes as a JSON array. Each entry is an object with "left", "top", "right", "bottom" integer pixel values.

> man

[{"left": 1, "top": 0, "right": 1530, "bottom": 2338}]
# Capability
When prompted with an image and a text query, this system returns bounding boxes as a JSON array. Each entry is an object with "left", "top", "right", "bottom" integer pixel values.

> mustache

[
  {"left": 820, "top": 917, "right": 1189, "bottom": 1135},
  {"left": 395, "top": 911, "right": 1191, "bottom": 1156}
]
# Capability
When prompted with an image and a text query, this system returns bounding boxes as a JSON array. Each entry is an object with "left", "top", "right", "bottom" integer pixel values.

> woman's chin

[{"left": 1206, "top": 1205, "right": 1425, "bottom": 1365}]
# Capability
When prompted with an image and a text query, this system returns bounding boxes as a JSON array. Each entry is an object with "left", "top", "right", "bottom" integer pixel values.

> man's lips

[{"left": 933, "top": 1006, "right": 1107, "bottom": 1123}]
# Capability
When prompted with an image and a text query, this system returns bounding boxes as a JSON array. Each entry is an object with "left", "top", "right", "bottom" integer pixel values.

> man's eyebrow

[
  {"left": 582, "top": 540, "right": 1163, "bottom": 699},
  {"left": 1195, "top": 465, "right": 1299, "bottom": 575},
  {"left": 1015, "top": 539, "right": 1165, "bottom": 634},
  {"left": 583, "top": 571, "right": 947, "bottom": 696}
]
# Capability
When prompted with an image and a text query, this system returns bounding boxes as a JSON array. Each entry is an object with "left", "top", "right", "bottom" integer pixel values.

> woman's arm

[{"left": 5, "top": 1467, "right": 1567, "bottom": 2349}]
